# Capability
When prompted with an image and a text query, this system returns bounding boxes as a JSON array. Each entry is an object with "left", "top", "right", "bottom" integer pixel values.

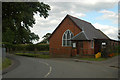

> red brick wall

[
  {"left": 77, "top": 41, "right": 94, "bottom": 57},
  {"left": 83, "top": 41, "right": 94, "bottom": 55},
  {"left": 49, "top": 16, "right": 81, "bottom": 57}
]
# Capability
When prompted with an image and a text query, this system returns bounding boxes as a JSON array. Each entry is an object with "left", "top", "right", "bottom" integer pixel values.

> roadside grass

[
  {"left": 0, "top": 58, "right": 2, "bottom": 70},
  {"left": 78, "top": 57, "right": 107, "bottom": 61},
  {"left": 15, "top": 53, "right": 50, "bottom": 59},
  {"left": 114, "top": 53, "right": 120, "bottom": 56},
  {"left": 2, "top": 58, "right": 12, "bottom": 69},
  {"left": 37, "top": 51, "right": 49, "bottom": 52},
  {"left": 78, "top": 53, "right": 120, "bottom": 61}
]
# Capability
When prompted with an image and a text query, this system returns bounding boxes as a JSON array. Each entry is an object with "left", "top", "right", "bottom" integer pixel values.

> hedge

[
  {"left": 15, "top": 53, "right": 50, "bottom": 58},
  {"left": 2, "top": 42, "right": 49, "bottom": 51}
]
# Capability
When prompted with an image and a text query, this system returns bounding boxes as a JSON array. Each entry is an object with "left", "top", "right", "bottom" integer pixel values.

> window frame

[
  {"left": 62, "top": 29, "right": 74, "bottom": 47},
  {"left": 91, "top": 40, "right": 94, "bottom": 48}
]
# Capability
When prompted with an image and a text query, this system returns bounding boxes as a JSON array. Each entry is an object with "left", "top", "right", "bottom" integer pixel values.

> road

[{"left": 3, "top": 54, "right": 118, "bottom": 78}]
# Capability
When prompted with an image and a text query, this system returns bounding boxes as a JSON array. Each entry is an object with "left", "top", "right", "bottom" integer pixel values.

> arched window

[{"left": 62, "top": 29, "right": 74, "bottom": 46}]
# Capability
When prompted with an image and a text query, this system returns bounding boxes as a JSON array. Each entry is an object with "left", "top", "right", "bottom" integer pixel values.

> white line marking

[
  {"left": 44, "top": 66, "right": 52, "bottom": 78},
  {"left": 39, "top": 61, "right": 52, "bottom": 78}
]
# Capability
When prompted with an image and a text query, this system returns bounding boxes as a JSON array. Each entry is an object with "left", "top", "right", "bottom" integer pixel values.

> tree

[
  {"left": 118, "top": 29, "right": 120, "bottom": 41},
  {"left": 40, "top": 33, "right": 51, "bottom": 44},
  {"left": 2, "top": 2, "right": 50, "bottom": 44}
]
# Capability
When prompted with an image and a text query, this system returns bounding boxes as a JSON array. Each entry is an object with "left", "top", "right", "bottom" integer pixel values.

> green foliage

[
  {"left": 3, "top": 43, "right": 49, "bottom": 51},
  {"left": 14, "top": 44, "right": 26, "bottom": 51},
  {"left": 101, "top": 44, "right": 120, "bottom": 58},
  {"left": 118, "top": 30, "right": 120, "bottom": 40},
  {"left": 2, "top": 28, "right": 15, "bottom": 43},
  {"left": 79, "top": 57, "right": 107, "bottom": 61},
  {"left": 2, "top": 58, "right": 12, "bottom": 69},
  {"left": 118, "top": 46, "right": 120, "bottom": 53},
  {"left": 36, "top": 44, "right": 49, "bottom": 51},
  {"left": 16, "top": 53, "right": 50, "bottom": 58},
  {"left": 26, "top": 44, "right": 35, "bottom": 51},
  {"left": 2, "top": 2, "right": 51, "bottom": 44},
  {"left": 3, "top": 42, "right": 14, "bottom": 48},
  {"left": 39, "top": 33, "right": 51, "bottom": 44}
]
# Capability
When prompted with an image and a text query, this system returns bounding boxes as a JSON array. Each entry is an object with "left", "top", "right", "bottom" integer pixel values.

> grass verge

[
  {"left": 2, "top": 58, "right": 12, "bottom": 69},
  {"left": 114, "top": 53, "right": 120, "bottom": 56},
  {"left": 79, "top": 57, "right": 107, "bottom": 61},
  {"left": 15, "top": 53, "right": 50, "bottom": 59}
]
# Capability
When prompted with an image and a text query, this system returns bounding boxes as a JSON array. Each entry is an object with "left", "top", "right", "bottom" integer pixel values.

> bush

[
  {"left": 14, "top": 44, "right": 26, "bottom": 51},
  {"left": 16, "top": 53, "right": 50, "bottom": 58},
  {"left": 3, "top": 42, "right": 49, "bottom": 52},
  {"left": 36, "top": 44, "right": 49, "bottom": 51},
  {"left": 26, "top": 44, "right": 35, "bottom": 51},
  {"left": 2, "top": 58, "right": 12, "bottom": 69},
  {"left": 3, "top": 42, "right": 14, "bottom": 48}
]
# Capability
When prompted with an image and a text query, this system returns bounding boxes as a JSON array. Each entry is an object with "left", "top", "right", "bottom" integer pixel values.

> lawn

[
  {"left": 2, "top": 58, "right": 12, "bottom": 69},
  {"left": 15, "top": 53, "right": 50, "bottom": 59}
]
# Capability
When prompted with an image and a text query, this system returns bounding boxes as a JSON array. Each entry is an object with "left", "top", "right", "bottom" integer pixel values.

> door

[{"left": 77, "top": 41, "right": 83, "bottom": 56}]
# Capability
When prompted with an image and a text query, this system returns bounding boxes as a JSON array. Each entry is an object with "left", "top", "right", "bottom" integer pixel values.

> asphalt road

[{"left": 3, "top": 54, "right": 118, "bottom": 78}]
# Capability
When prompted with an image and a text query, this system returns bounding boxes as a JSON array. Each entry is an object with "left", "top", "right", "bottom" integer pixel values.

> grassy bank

[
  {"left": 2, "top": 58, "right": 12, "bottom": 69},
  {"left": 15, "top": 53, "right": 50, "bottom": 59},
  {"left": 79, "top": 57, "right": 107, "bottom": 61}
]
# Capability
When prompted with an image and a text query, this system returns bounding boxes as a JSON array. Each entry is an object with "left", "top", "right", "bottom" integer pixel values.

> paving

[{"left": 2, "top": 54, "right": 119, "bottom": 78}]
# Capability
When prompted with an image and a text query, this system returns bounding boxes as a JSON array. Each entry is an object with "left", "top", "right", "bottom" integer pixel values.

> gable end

[{"left": 49, "top": 14, "right": 82, "bottom": 40}]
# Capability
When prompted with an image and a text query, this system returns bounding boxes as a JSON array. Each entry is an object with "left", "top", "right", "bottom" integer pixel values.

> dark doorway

[
  {"left": 94, "top": 39, "right": 109, "bottom": 54},
  {"left": 77, "top": 41, "right": 83, "bottom": 56}
]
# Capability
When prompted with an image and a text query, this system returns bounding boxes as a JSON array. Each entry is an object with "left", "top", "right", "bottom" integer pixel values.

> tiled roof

[
  {"left": 71, "top": 31, "right": 88, "bottom": 40},
  {"left": 68, "top": 15, "right": 110, "bottom": 40}
]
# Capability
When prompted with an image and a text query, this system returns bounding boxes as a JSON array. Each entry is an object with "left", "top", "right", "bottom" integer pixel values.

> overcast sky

[{"left": 30, "top": 0, "right": 119, "bottom": 43}]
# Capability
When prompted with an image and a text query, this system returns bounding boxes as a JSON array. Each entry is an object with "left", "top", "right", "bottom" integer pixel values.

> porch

[{"left": 71, "top": 39, "right": 112, "bottom": 58}]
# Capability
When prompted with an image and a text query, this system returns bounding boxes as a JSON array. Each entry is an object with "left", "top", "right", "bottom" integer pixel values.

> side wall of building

[{"left": 77, "top": 41, "right": 94, "bottom": 57}]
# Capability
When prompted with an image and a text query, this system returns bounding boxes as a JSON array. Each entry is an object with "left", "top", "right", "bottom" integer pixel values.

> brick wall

[
  {"left": 49, "top": 16, "right": 95, "bottom": 57},
  {"left": 77, "top": 41, "right": 94, "bottom": 57},
  {"left": 49, "top": 16, "right": 81, "bottom": 57},
  {"left": 83, "top": 41, "right": 94, "bottom": 55}
]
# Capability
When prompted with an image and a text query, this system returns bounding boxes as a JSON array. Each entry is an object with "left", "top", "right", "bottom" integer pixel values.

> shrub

[
  {"left": 26, "top": 44, "right": 35, "bottom": 51},
  {"left": 14, "top": 44, "right": 26, "bottom": 51},
  {"left": 3, "top": 42, "right": 49, "bottom": 52},
  {"left": 2, "top": 58, "right": 12, "bottom": 69},
  {"left": 36, "top": 44, "right": 49, "bottom": 51},
  {"left": 3, "top": 42, "right": 13, "bottom": 48},
  {"left": 108, "top": 53, "right": 115, "bottom": 57},
  {"left": 15, "top": 53, "right": 50, "bottom": 58}
]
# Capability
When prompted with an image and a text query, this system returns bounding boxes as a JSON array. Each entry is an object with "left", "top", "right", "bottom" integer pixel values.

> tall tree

[
  {"left": 39, "top": 33, "right": 51, "bottom": 44},
  {"left": 118, "top": 29, "right": 120, "bottom": 41},
  {"left": 2, "top": 2, "right": 50, "bottom": 44}
]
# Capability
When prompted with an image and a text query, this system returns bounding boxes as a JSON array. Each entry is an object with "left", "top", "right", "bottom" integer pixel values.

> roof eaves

[{"left": 96, "top": 29, "right": 110, "bottom": 39}]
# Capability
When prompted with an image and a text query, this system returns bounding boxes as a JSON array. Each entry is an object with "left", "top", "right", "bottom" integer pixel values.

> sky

[{"left": 30, "top": 0, "right": 119, "bottom": 43}]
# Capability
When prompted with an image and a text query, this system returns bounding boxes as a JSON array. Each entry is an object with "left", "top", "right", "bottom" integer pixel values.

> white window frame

[
  {"left": 91, "top": 40, "right": 94, "bottom": 48},
  {"left": 62, "top": 29, "right": 74, "bottom": 47},
  {"left": 73, "top": 43, "right": 76, "bottom": 48}
]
